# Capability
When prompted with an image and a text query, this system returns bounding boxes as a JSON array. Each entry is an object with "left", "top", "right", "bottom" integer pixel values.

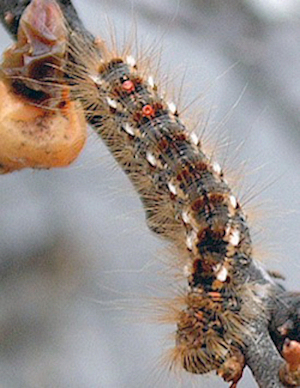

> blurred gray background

[{"left": 0, "top": 0, "right": 300, "bottom": 387}]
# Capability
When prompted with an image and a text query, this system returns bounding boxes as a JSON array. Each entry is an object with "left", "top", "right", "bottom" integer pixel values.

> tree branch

[
  {"left": 0, "top": 0, "right": 93, "bottom": 40},
  {"left": 0, "top": 1, "right": 298, "bottom": 387}
]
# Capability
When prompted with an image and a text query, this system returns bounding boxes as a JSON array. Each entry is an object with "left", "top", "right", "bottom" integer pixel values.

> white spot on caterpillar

[
  {"left": 217, "top": 266, "right": 228, "bottom": 282},
  {"left": 146, "top": 151, "right": 157, "bottom": 167},
  {"left": 213, "top": 264, "right": 228, "bottom": 282},
  {"left": 229, "top": 229, "right": 240, "bottom": 246},
  {"left": 148, "top": 76, "right": 155, "bottom": 88},
  {"left": 190, "top": 132, "right": 199, "bottom": 145},
  {"left": 167, "top": 102, "right": 177, "bottom": 114},
  {"left": 167, "top": 182, "right": 177, "bottom": 195},
  {"left": 106, "top": 97, "right": 117, "bottom": 109},
  {"left": 212, "top": 161, "right": 222, "bottom": 175},
  {"left": 123, "top": 123, "right": 135, "bottom": 136},
  {"left": 182, "top": 210, "right": 191, "bottom": 224},
  {"left": 229, "top": 195, "right": 237, "bottom": 209},
  {"left": 126, "top": 55, "right": 136, "bottom": 67},
  {"left": 186, "top": 230, "right": 197, "bottom": 251}
]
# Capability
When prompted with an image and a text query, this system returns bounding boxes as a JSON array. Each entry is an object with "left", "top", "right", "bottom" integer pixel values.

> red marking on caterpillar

[
  {"left": 122, "top": 79, "right": 135, "bottom": 93},
  {"left": 142, "top": 104, "right": 155, "bottom": 117}
]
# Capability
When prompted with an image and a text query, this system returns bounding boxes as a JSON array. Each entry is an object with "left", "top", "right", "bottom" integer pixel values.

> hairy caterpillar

[
  {"left": 0, "top": 0, "right": 300, "bottom": 388},
  {"left": 66, "top": 22, "right": 257, "bottom": 387}
]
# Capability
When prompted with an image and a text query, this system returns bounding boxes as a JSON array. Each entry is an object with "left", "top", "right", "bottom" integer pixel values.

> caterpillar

[
  {"left": 66, "top": 20, "right": 256, "bottom": 385},
  {"left": 0, "top": 1, "right": 299, "bottom": 387}
]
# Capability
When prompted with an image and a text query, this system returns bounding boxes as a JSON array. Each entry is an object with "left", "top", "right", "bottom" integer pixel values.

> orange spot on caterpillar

[
  {"left": 194, "top": 311, "right": 204, "bottom": 321},
  {"left": 207, "top": 291, "right": 223, "bottom": 301},
  {"left": 142, "top": 104, "right": 155, "bottom": 117}
]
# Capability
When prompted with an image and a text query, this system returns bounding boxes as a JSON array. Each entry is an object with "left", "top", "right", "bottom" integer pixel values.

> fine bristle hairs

[{"left": 0, "top": 1, "right": 299, "bottom": 388}]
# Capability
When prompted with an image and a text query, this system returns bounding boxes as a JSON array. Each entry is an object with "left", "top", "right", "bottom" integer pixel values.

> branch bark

[
  {"left": 0, "top": 1, "right": 298, "bottom": 387},
  {"left": 0, "top": 0, "right": 93, "bottom": 39}
]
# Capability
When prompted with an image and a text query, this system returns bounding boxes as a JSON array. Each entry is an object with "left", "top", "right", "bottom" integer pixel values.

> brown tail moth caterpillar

[{"left": 62, "top": 5, "right": 300, "bottom": 387}]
